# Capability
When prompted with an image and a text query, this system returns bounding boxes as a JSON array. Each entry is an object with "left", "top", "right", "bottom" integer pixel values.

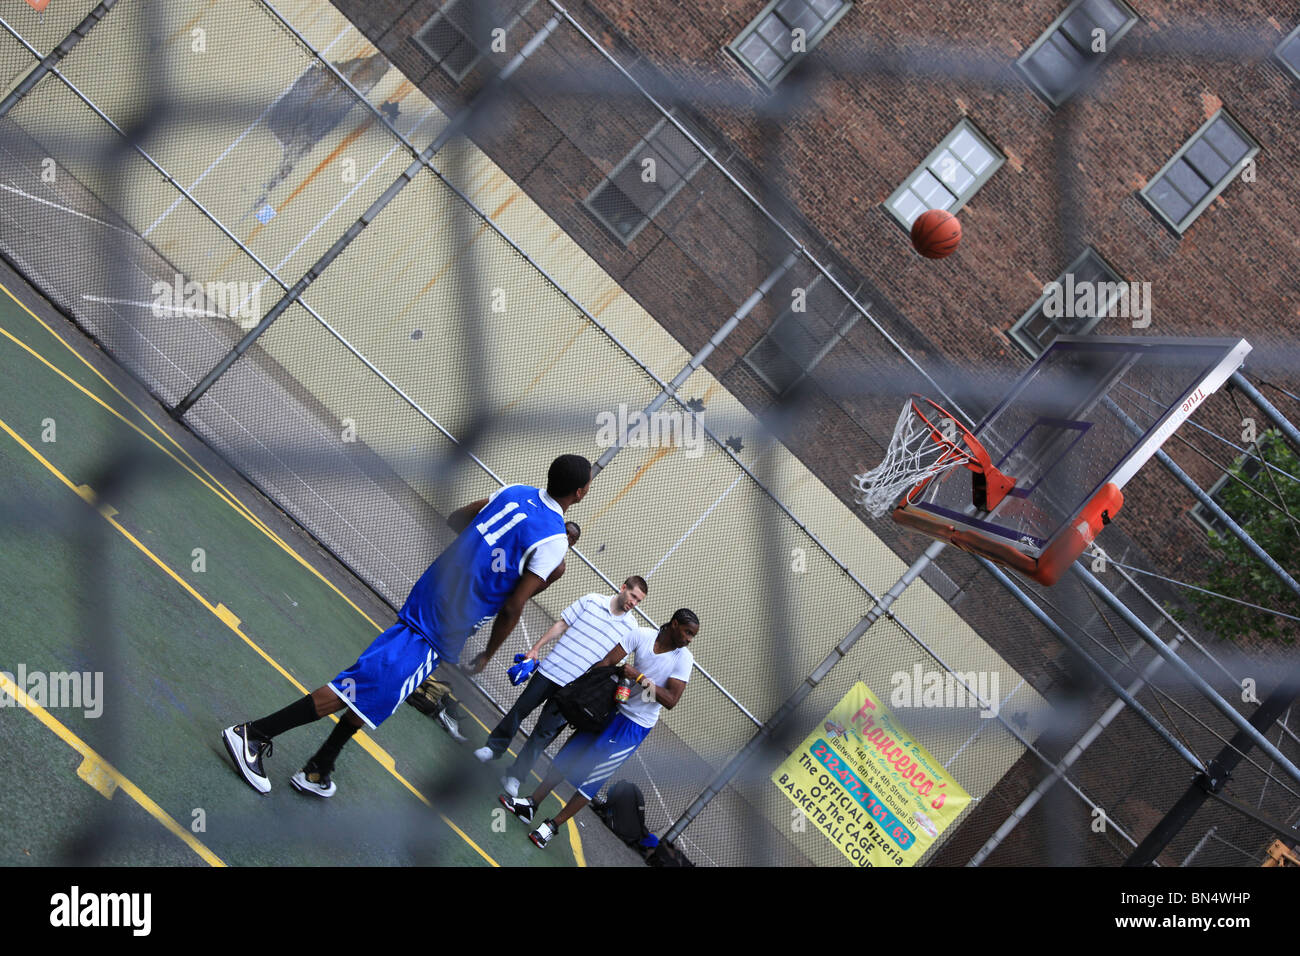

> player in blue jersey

[{"left": 221, "top": 454, "right": 592, "bottom": 797}]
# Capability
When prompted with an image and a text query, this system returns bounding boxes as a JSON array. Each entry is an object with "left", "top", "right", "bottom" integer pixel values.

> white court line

[
  {"left": 0, "top": 183, "right": 138, "bottom": 238},
  {"left": 239, "top": 104, "right": 442, "bottom": 312},
  {"left": 142, "top": 24, "right": 352, "bottom": 238},
  {"left": 82, "top": 294, "right": 229, "bottom": 319},
  {"left": 647, "top": 473, "right": 745, "bottom": 579}
]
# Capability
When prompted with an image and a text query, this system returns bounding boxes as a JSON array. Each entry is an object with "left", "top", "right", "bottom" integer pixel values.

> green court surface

[{"left": 0, "top": 277, "right": 583, "bottom": 867}]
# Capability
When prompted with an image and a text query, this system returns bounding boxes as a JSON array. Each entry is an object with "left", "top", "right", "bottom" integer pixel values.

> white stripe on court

[
  {"left": 0, "top": 184, "right": 138, "bottom": 238},
  {"left": 239, "top": 103, "right": 442, "bottom": 313},
  {"left": 143, "top": 24, "right": 352, "bottom": 237},
  {"left": 81, "top": 294, "right": 229, "bottom": 319},
  {"left": 647, "top": 473, "right": 744, "bottom": 579}
]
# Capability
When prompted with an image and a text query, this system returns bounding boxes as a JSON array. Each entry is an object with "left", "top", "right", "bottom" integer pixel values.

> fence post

[{"left": 0, "top": 0, "right": 121, "bottom": 118}]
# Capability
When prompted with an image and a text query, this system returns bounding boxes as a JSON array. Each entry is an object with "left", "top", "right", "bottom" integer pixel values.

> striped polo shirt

[{"left": 538, "top": 592, "right": 638, "bottom": 686}]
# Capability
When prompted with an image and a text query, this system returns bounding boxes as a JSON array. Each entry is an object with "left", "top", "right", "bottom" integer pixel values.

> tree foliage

[{"left": 1190, "top": 430, "right": 1300, "bottom": 644}]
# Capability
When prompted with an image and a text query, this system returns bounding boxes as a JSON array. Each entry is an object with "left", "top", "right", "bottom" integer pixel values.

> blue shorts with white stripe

[{"left": 555, "top": 712, "right": 651, "bottom": 800}]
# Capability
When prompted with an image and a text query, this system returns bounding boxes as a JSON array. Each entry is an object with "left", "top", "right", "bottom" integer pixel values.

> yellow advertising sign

[{"left": 772, "top": 681, "right": 971, "bottom": 866}]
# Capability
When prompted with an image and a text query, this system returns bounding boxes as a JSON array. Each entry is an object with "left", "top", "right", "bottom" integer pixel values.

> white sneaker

[
  {"left": 290, "top": 766, "right": 336, "bottom": 798},
  {"left": 437, "top": 709, "right": 468, "bottom": 743},
  {"left": 501, "top": 775, "right": 520, "bottom": 798},
  {"left": 222, "top": 724, "right": 272, "bottom": 794},
  {"left": 473, "top": 746, "right": 495, "bottom": 763}
]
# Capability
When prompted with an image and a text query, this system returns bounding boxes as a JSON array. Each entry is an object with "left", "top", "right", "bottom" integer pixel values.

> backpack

[
  {"left": 552, "top": 665, "right": 620, "bottom": 733},
  {"left": 646, "top": 840, "right": 695, "bottom": 868},
  {"left": 406, "top": 675, "right": 455, "bottom": 716},
  {"left": 598, "top": 780, "right": 648, "bottom": 846}
]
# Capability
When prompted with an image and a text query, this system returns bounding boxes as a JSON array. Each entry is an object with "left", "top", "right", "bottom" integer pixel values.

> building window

[
  {"left": 1189, "top": 434, "right": 1292, "bottom": 536},
  {"left": 414, "top": 0, "right": 536, "bottom": 83},
  {"left": 584, "top": 115, "right": 710, "bottom": 244},
  {"left": 1277, "top": 24, "right": 1300, "bottom": 82},
  {"left": 1140, "top": 110, "right": 1258, "bottom": 235},
  {"left": 728, "top": 0, "right": 853, "bottom": 89},
  {"left": 1008, "top": 248, "right": 1122, "bottom": 358},
  {"left": 744, "top": 273, "right": 863, "bottom": 394},
  {"left": 885, "top": 119, "right": 1005, "bottom": 229},
  {"left": 1016, "top": 0, "right": 1138, "bottom": 108}
]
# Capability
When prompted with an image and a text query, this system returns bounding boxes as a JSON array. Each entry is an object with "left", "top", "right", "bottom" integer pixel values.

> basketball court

[{"left": 2, "top": 0, "right": 1184, "bottom": 867}]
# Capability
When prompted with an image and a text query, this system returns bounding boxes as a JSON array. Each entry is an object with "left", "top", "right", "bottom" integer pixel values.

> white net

[{"left": 852, "top": 398, "right": 973, "bottom": 517}]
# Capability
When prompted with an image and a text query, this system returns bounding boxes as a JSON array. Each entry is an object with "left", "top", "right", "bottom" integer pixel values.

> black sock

[
  {"left": 248, "top": 695, "right": 318, "bottom": 741},
  {"left": 308, "top": 720, "right": 360, "bottom": 774}
]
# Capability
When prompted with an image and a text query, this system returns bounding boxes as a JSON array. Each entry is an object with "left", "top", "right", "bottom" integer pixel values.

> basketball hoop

[{"left": 852, "top": 395, "right": 1015, "bottom": 518}]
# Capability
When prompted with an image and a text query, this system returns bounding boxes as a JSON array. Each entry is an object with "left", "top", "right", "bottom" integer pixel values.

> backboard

[{"left": 894, "top": 336, "right": 1251, "bottom": 578}]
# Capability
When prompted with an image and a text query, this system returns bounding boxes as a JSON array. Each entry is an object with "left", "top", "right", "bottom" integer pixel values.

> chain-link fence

[{"left": 1, "top": 0, "right": 1297, "bottom": 867}]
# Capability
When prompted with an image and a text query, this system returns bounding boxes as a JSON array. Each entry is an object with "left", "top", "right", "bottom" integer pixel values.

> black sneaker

[
  {"left": 498, "top": 793, "right": 536, "bottom": 825},
  {"left": 290, "top": 762, "right": 337, "bottom": 798},
  {"left": 529, "top": 819, "right": 557, "bottom": 848},
  {"left": 222, "top": 724, "right": 272, "bottom": 794}
]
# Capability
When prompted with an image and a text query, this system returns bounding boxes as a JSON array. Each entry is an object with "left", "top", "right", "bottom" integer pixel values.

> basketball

[{"left": 910, "top": 209, "right": 962, "bottom": 259}]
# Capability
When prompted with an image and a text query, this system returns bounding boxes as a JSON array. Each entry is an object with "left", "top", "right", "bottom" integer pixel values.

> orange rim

[{"left": 899, "top": 395, "right": 999, "bottom": 506}]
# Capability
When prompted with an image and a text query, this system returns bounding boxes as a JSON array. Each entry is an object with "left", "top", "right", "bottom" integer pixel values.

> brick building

[{"left": 330, "top": 0, "right": 1300, "bottom": 864}]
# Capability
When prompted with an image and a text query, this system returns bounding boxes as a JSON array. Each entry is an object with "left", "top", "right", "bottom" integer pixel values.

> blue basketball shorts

[
  {"left": 328, "top": 621, "right": 439, "bottom": 729},
  {"left": 555, "top": 713, "right": 652, "bottom": 800}
]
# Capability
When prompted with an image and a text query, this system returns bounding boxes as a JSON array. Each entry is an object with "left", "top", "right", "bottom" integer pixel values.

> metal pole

[
  {"left": 977, "top": 559, "right": 1207, "bottom": 772},
  {"left": 1181, "top": 826, "right": 1216, "bottom": 866},
  {"left": 1204, "top": 788, "right": 1300, "bottom": 844},
  {"left": 967, "top": 620, "right": 1190, "bottom": 866},
  {"left": 1125, "top": 671, "right": 1300, "bottom": 866},
  {"left": 543, "top": 0, "right": 974, "bottom": 427},
  {"left": 1105, "top": 397, "right": 1300, "bottom": 603},
  {"left": 0, "top": 0, "right": 120, "bottom": 117},
  {"left": 663, "top": 539, "right": 947, "bottom": 845},
  {"left": 589, "top": 251, "right": 800, "bottom": 477},
  {"left": 1075, "top": 565, "right": 1300, "bottom": 790},
  {"left": 1230, "top": 371, "right": 1300, "bottom": 453},
  {"left": 173, "top": 15, "right": 563, "bottom": 416}
]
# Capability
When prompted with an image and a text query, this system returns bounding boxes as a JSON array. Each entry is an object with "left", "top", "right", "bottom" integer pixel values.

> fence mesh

[{"left": 0, "top": 0, "right": 1297, "bottom": 868}]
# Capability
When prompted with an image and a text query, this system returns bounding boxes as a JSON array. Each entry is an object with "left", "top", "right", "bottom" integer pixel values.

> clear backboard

[{"left": 891, "top": 336, "right": 1251, "bottom": 582}]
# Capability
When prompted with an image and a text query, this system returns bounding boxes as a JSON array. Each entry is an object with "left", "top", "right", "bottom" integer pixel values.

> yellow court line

[
  {"left": 0, "top": 282, "right": 585, "bottom": 866},
  {"left": 0, "top": 323, "right": 275, "bottom": 536},
  {"left": 0, "top": 282, "right": 275, "bottom": 536},
  {"left": 0, "top": 415, "right": 499, "bottom": 868},
  {"left": 0, "top": 672, "right": 225, "bottom": 867},
  {"left": 452, "top": 695, "right": 586, "bottom": 866},
  {"left": 0, "top": 279, "right": 384, "bottom": 632}
]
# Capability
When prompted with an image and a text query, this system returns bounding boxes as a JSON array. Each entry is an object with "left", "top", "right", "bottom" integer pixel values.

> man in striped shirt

[{"left": 473, "top": 576, "right": 648, "bottom": 797}]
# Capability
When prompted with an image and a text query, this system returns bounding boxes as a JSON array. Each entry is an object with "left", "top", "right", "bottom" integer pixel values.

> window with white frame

[
  {"left": 1017, "top": 0, "right": 1138, "bottom": 108},
  {"left": 728, "top": 0, "right": 853, "bottom": 89},
  {"left": 885, "top": 119, "right": 1004, "bottom": 229},
  {"left": 1141, "top": 110, "right": 1258, "bottom": 234}
]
